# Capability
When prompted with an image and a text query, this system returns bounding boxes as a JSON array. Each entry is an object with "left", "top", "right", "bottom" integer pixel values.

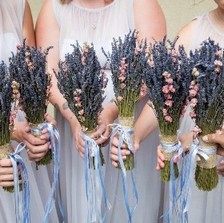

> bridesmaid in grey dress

[
  {"left": 0, "top": 1, "right": 59, "bottom": 222},
  {"left": 157, "top": 1, "right": 224, "bottom": 222},
  {"left": 176, "top": 3, "right": 224, "bottom": 222},
  {"left": 36, "top": 0, "right": 166, "bottom": 222}
]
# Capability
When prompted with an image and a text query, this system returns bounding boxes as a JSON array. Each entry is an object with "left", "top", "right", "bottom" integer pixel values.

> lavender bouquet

[
  {"left": 9, "top": 40, "right": 52, "bottom": 168},
  {"left": 144, "top": 37, "right": 193, "bottom": 181},
  {"left": 188, "top": 39, "right": 224, "bottom": 191},
  {"left": 56, "top": 42, "right": 110, "bottom": 222},
  {"left": 104, "top": 30, "right": 147, "bottom": 170},
  {"left": 0, "top": 61, "right": 14, "bottom": 192},
  {"left": 56, "top": 42, "right": 107, "bottom": 163}
]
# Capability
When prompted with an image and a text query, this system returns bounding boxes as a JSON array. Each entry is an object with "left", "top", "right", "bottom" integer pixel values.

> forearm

[
  {"left": 49, "top": 75, "right": 80, "bottom": 128},
  {"left": 101, "top": 101, "right": 119, "bottom": 124},
  {"left": 134, "top": 101, "right": 158, "bottom": 143}
]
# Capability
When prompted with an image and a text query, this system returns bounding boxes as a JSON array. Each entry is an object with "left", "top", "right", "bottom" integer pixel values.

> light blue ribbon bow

[
  {"left": 9, "top": 142, "right": 30, "bottom": 223},
  {"left": 109, "top": 123, "right": 138, "bottom": 223},
  {"left": 82, "top": 133, "right": 111, "bottom": 223},
  {"left": 175, "top": 139, "right": 216, "bottom": 223},
  {"left": 161, "top": 140, "right": 183, "bottom": 223},
  {"left": 30, "top": 123, "right": 63, "bottom": 223}
]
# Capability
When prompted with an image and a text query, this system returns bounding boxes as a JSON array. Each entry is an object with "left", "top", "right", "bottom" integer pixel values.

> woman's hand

[
  {"left": 0, "top": 159, "right": 14, "bottom": 187},
  {"left": 110, "top": 135, "right": 139, "bottom": 167},
  {"left": 202, "top": 129, "right": 224, "bottom": 156},
  {"left": 11, "top": 113, "right": 57, "bottom": 162},
  {"left": 156, "top": 132, "right": 194, "bottom": 171}
]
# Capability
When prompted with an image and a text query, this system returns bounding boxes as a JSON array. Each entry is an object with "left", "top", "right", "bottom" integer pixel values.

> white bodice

[
  {"left": 52, "top": 0, "right": 135, "bottom": 66},
  {"left": 189, "top": 12, "right": 224, "bottom": 51},
  {"left": 52, "top": 0, "right": 135, "bottom": 104},
  {"left": 0, "top": 0, "right": 25, "bottom": 64}
]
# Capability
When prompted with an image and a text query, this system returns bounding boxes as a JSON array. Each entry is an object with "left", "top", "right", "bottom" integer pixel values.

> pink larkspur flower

[
  {"left": 162, "top": 85, "right": 169, "bottom": 94},
  {"left": 214, "top": 60, "right": 223, "bottom": 67},
  {"left": 78, "top": 109, "right": 84, "bottom": 116},
  {"left": 189, "top": 89, "right": 197, "bottom": 97},
  {"left": 162, "top": 71, "right": 171, "bottom": 78},
  {"left": 165, "top": 94, "right": 172, "bottom": 100},
  {"left": 119, "top": 75, "right": 126, "bottom": 82},
  {"left": 189, "top": 111, "right": 196, "bottom": 118},
  {"left": 194, "top": 85, "right": 199, "bottom": 92},
  {"left": 216, "top": 50, "right": 223, "bottom": 57},
  {"left": 166, "top": 78, "right": 173, "bottom": 84},
  {"left": 168, "top": 85, "right": 175, "bottom": 93},
  {"left": 164, "top": 115, "right": 173, "bottom": 123},
  {"left": 120, "top": 83, "right": 126, "bottom": 89},
  {"left": 165, "top": 100, "right": 173, "bottom": 107},
  {"left": 162, "top": 108, "right": 168, "bottom": 116},
  {"left": 215, "top": 67, "right": 221, "bottom": 73},
  {"left": 190, "top": 98, "right": 198, "bottom": 107},
  {"left": 117, "top": 96, "right": 123, "bottom": 101},
  {"left": 74, "top": 96, "right": 80, "bottom": 102}
]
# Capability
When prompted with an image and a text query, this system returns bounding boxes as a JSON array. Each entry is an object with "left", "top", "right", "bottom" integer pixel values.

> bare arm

[
  {"left": 36, "top": 0, "right": 80, "bottom": 127},
  {"left": 134, "top": 102, "right": 158, "bottom": 145},
  {"left": 134, "top": 0, "right": 166, "bottom": 42},
  {"left": 22, "top": 0, "right": 35, "bottom": 47},
  {"left": 175, "top": 18, "right": 198, "bottom": 52}
]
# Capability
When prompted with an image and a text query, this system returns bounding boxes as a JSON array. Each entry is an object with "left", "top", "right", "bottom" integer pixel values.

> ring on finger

[{"left": 100, "top": 134, "right": 108, "bottom": 140}]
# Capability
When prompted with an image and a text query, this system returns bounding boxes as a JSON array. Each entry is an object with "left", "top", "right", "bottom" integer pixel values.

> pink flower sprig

[
  {"left": 162, "top": 71, "right": 175, "bottom": 123},
  {"left": 103, "top": 30, "right": 147, "bottom": 117},
  {"left": 144, "top": 37, "right": 193, "bottom": 136}
]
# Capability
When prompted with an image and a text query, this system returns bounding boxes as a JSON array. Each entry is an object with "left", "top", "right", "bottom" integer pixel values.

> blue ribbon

[
  {"left": 174, "top": 139, "right": 216, "bottom": 223},
  {"left": 9, "top": 142, "right": 30, "bottom": 223},
  {"left": 30, "top": 123, "right": 63, "bottom": 223},
  {"left": 161, "top": 141, "right": 183, "bottom": 223},
  {"left": 109, "top": 123, "right": 138, "bottom": 223},
  {"left": 82, "top": 133, "right": 111, "bottom": 223},
  {"left": 165, "top": 139, "right": 216, "bottom": 223}
]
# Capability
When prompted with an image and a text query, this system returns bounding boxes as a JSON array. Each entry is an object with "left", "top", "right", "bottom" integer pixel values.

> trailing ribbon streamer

[
  {"left": 82, "top": 133, "right": 111, "bottom": 223},
  {"left": 34, "top": 123, "right": 64, "bottom": 223},
  {"left": 109, "top": 123, "right": 138, "bottom": 223},
  {"left": 171, "top": 139, "right": 215, "bottom": 223},
  {"left": 9, "top": 142, "right": 30, "bottom": 223},
  {"left": 161, "top": 141, "right": 184, "bottom": 223}
]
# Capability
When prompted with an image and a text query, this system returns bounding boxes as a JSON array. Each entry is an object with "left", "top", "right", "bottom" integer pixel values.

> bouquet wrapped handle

[
  {"left": 194, "top": 137, "right": 218, "bottom": 191},
  {"left": 160, "top": 135, "right": 179, "bottom": 182}
]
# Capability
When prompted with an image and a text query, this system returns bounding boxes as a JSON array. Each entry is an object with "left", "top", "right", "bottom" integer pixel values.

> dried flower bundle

[
  {"left": 144, "top": 37, "right": 193, "bottom": 181},
  {"left": 188, "top": 38, "right": 224, "bottom": 191},
  {"left": 57, "top": 42, "right": 107, "bottom": 132},
  {"left": 104, "top": 30, "right": 147, "bottom": 171},
  {"left": 9, "top": 40, "right": 52, "bottom": 125},
  {"left": 9, "top": 39, "right": 52, "bottom": 167},
  {"left": 0, "top": 61, "right": 17, "bottom": 193},
  {"left": 106, "top": 30, "right": 147, "bottom": 118},
  {"left": 0, "top": 61, "right": 12, "bottom": 146}
]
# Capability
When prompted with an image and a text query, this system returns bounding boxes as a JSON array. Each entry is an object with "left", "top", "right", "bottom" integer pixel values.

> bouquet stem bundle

[
  {"left": 104, "top": 30, "right": 147, "bottom": 171},
  {"left": 30, "top": 123, "right": 52, "bottom": 168},
  {"left": 160, "top": 135, "right": 179, "bottom": 182},
  {"left": 118, "top": 116, "right": 135, "bottom": 170},
  {"left": 195, "top": 136, "right": 218, "bottom": 191}
]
